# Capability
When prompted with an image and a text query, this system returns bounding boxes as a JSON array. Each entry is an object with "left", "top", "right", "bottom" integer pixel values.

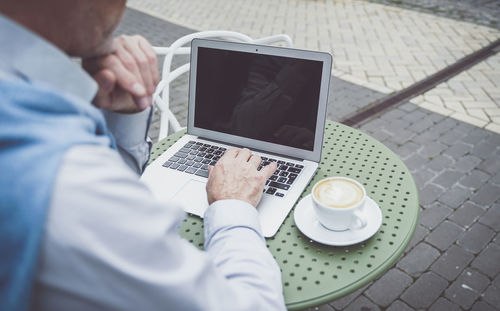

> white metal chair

[{"left": 152, "top": 31, "right": 293, "bottom": 141}]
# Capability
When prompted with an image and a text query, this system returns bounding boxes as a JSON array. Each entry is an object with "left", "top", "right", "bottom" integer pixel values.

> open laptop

[{"left": 141, "top": 38, "right": 332, "bottom": 237}]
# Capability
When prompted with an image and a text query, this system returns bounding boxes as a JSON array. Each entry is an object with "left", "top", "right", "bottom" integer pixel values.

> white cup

[{"left": 311, "top": 176, "right": 368, "bottom": 231}]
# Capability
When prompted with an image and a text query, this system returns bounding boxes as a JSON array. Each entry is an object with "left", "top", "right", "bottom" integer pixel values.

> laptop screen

[{"left": 193, "top": 46, "right": 323, "bottom": 151}]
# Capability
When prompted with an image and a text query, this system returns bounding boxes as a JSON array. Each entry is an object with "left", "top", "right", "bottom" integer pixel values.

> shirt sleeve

[
  {"left": 35, "top": 144, "right": 286, "bottom": 311},
  {"left": 101, "top": 108, "right": 153, "bottom": 174}
]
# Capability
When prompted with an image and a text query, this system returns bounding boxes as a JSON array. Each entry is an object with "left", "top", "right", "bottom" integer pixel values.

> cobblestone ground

[
  {"left": 115, "top": 6, "right": 500, "bottom": 311},
  {"left": 368, "top": 0, "right": 500, "bottom": 30}
]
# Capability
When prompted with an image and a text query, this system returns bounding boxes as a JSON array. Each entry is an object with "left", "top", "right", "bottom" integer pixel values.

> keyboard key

[
  {"left": 266, "top": 187, "right": 277, "bottom": 195},
  {"left": 170, "top": 163, "right": 179, "bottom": 169},
  {"left": 204, "top": 154, "right": 214, "bottom": 159},
  {"left": 210, "top": 160, "right": 217, "bottom": 166},
  {"left": 288, "top": 167, "right": 302, "bottom": 174},
  {"left": 186, "top": 160, "right": 195, "bottom": 166},
  {"left": 189, "top": 150, "right": 198, "bottom": 155},
  {"left": 275, "top": 192, "right": 284, "bottom": 197},
  {"left": 272, "top": 170, "right": 278, "bottom": 176},
  {"left": 289, "top": 173, "right": 298, "bottom": 179},
  {"left": 191, "top": 145, "right": 200, "bottom": 150},
  {"left": 175, "top": 151, "right": 188, "bottom": 158},
  {"left": 198, "top": 152, "right": 207, "bottom": 157},
  {"left": 195, "top": 169, "right": 209, "bottom": 178},
  {"left": 195, "top": 156, "right": 204, "bottom": 162},
  {"left": 286, "top": 162, "right": 294, "bottom": 166},
  {"left": 203, "top": 143, "right": 211, "bottom": 147},
  {"left": 261, "top": 156, "right": 268, "bottom": 160},
  {"left": 193, "top": 162, "right": 202, "bottom": 168},
  {"left": 278, "top": 177, "right": 287, "bottom": 183},
  {"left": 169, "top": 156, "right": 179, "bottom": 162},
  {"left": 201, "top": 164, "right": 209, "bottom": 170},
  {"left": 279, "top": 165, "right": 288, "bottom": 170},
  {"left": 269, "top": 159, "right": 277, "bottom": 162},
  {"left": 295, "top": 164, "right": 304, "bottom": 169},
  {"left": 195, "top": 142, "right": 203, "bottom": 145},
  {"left": 286, "top": 177, "right": 296, "bottom": 185},
  {"left": 214, "top": 151, "right": 222, "bottom": 156},
  {"left": 219, "top": 147, "right": 226, "bottom": 151},
  {"left": 207, "top": 149, "right": 216, "bottom": 154},
  {"left": 184, "top": 143, "right": 193, "bottom": 149},
  {"left": 185, "top": 167, "right": 197, "bottom": 174},
  {"left": 266, "top": 180, "right": 270, "bottom": 185},
  {"left": 277, "top": 160, "right": 285, "bottom": 164},
  {"left": 279, "top": 171, "right": 289, "bottom": 177},
  {"left": 162, "top": 161, "right": 173, "bottom": 168},
  {"left": 199, "top": 147, "right": 207, "bottom": 151},
  {"left": 180, "top": 147, "right": 190, "bottom": 153},
  {"left": 188, "top": 140, "right": 196, "bottom": 144},
  {"left": 187, "top": 155, "right": 195, "bottom": 160},
  {"left": 269, "top": 181, "right": 290, "bottom": 191},
  {"left": 202, "top": 159, "right": 211, "bottom": 164},
  {"left": 270, "top": 175, "right": 278, "bottom": 181},
  {"left": 177, "top": 165, "right": 188, "bottom": 172},
  {"left": 213, "top": 156, "right": 221, "bottom": 161},
  {"left": 178, "top": 159, "right": 187, "bottom": 164}
]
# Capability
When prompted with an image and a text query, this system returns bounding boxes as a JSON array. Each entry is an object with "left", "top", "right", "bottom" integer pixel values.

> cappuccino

[{"left": 313, "top": 178, "right": 364, "bottom": 209}]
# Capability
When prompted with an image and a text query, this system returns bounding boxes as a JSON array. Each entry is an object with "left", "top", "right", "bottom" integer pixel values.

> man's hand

[
  {"left": 82, "top": 35, "right": 159, "bottom": 114},
  {"left": 206, "top": 148, "right": 277, "bottom": 207}
]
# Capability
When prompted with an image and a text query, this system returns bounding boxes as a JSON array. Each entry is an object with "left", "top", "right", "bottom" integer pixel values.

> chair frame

[{"left": 152, "top": 31, "right": 293, "bottom": 140}]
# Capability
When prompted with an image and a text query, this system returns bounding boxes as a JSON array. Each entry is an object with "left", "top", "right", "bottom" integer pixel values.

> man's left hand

[{"left": 83, "top": 35, "right": 159, "bottom": 114}]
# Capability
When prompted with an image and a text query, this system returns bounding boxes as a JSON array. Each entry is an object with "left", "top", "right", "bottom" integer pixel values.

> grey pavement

[{"left": 115, "top": 7, "right": 500, "bottom": 311}]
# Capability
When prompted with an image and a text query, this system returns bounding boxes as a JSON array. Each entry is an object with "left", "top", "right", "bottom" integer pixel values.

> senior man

[{"left": 0, "top": 1, "right": 285, "bottom": 310}]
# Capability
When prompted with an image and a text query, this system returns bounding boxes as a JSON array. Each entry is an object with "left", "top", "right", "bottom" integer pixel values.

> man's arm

[{"left": 35, "top": 144, "right": 285, "bottom": 310}]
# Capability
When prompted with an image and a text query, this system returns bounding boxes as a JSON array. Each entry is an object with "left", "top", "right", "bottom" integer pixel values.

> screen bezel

[{"left": 187, "top": 38, "right": 332, "bottom": 163}]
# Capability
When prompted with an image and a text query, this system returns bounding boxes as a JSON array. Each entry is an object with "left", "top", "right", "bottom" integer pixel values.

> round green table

[{"left": 149, "top": 121, "right": 419, "bottom": 310}]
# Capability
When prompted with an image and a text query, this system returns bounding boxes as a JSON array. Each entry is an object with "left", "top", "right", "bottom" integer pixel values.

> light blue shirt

[{"left": 0, "top": 14, "right": 285, "bottom": 310}]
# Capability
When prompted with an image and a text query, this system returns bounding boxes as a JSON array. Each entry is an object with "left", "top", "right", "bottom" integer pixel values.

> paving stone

[
  {"left": 472, "top": 244, "right": 500, "bottom": 277},
  {"left": 471, "top": 183, "right": 500, "bottom": 207},
  {"left": 462, "top": 128, "right": 491, "bottom": 145},
  {"left": 420, "top": 202, "right": 453, "bottom": 229},
  {"left": 329, "top": 284, "right": 368, "bottom": 310},
  {"left": 306, "top": 304, "right": 335, "bottom": 311},
  {"left": 459, "top": 169, "right": 492, "bottom": 190},
  {"left": 481, "top": 284, "right": 500, "bottom": 309},
  {"left": 471, "top": 301, "right": 497, "bottom": 311},
  {"left": 418, "top": 142, "right": 447, "bottom": 158},
  {"left": 445, "top": 268, "right": 490, "bottom": 309},
  {"left": 444, "top": 142, "right": 473, "bottom": 159},
  {"left": 457, "top": 223, "right": 495, "bottom": 254},
  {"left": 407, "top": 118, "right": 434, "bottom": 133},
  {"left": 365, "top": 269, "right": 413, "bottom": 307},
  {"left": 399, "top": 103, "right": 418, "bottom": 113},
  {"left": 426, "top": 155, "right": 454, "bottom": 173},
  {"left": 401, "top": 272, "right": 448, "bottom": 309},
  {"left": 429, "top": 297, "right": 461, "bottom": 311},
  {"left": 453, "top": 155, "right": 482, "bottom": 174},
  {"left": 477, "top": 156, "right": 500, "bottom": 176},
  {"left": 470, "top": 141, "right": 499, "bottom": 160},
  {"left": 439, "top": 130, "right": 467, "bottom": 147},
  {"left": 448, "top": 201, "right": 485, "bottom": 228},
  {"left": 387, "top": 129, "right": 416, "bottom": 145},
  {"left": 430, "top": 245, "right": 474, "bottom": 281},
  {"left": 494, "top": 233, "right": 500, "bottom": 247},
  {"left": 419, "top": 184, "right": 445, "bottom": 206},
  {"left": 491, "top": 171, "right": 500, "bottom": 186},
  {"left": 413, "top": 169, "right": 436, "bottom": 191},
  {"left": 432, "top": 170, "right": 464, "bottom": 189},
  {"left": 392, "top": 141, "right": 420, "bottom": 160},
  {"left": 386, "top": 300, "right": 414, "bottom": 311},
  {"left": 438, "top": 185, "right": 473, "bottom": 209},
  {"left": 479, "top": 203, "right": 500, "bottom": 231},
  {"left": 397, "top": 242, "right": 440, "bottom": 277},
  {"left": 404, "top": 224, "right": 430, "bottom": 253},
  {"left": 425, "top": 220, "right": 465, "bottom": 251},
  {"left": 344, "top": 295, "right": 380, "bottom": 311}
]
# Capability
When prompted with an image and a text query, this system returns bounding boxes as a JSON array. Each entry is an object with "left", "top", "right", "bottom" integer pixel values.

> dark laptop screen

[{"left": 194, "top": 46, "right": 323, "bottom": 151}]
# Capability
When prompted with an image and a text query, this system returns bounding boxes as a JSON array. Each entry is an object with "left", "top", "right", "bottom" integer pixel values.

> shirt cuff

[
  {"left": 102, "top": 107, "right": 152, "bottom": 149},
  {"left": 204, "top": 199, "right": 263, "bottom": 244}
]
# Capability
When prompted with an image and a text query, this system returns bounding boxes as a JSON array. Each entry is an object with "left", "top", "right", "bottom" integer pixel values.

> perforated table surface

[{"left": 149, "top": 121, "right": 419, "bottom": 310}]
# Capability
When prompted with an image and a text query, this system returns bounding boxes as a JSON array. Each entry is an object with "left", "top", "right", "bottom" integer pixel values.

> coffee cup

[{"left": 311, "top": 176, "right": 368, "bottom": 231}]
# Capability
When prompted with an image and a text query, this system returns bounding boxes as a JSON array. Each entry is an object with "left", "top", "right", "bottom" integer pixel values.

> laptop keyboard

[{"left": 162, "top": 141, "right": 304, "bottom": 198}]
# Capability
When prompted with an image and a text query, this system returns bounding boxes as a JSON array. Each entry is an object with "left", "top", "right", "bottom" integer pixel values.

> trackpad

[{"left": 169, "top": 180, "right": 208, "bottom": 217}]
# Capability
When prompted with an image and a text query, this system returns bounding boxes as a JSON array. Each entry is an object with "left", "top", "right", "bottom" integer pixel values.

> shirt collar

[{"left": 0, "top": 14, "right": 97, "bottom": 103}]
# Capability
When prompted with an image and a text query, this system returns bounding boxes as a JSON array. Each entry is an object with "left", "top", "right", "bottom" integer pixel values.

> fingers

[
  {"left": 235, "top": 148, "right": 252, "bottom": 163},
  {"left": 120, "top": 35, "right": 157, "bottom": 96},
  {"left": 260, "top": 161, "right": 277, "bottom": 180}
]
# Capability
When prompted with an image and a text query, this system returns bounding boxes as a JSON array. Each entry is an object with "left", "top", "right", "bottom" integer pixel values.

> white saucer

[{"left": 294, "top": 195, "right": 382, "bottom": 246}]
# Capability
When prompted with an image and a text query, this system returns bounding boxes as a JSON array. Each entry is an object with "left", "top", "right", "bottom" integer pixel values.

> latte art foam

[{"left": 314, "top": 179, "right": 364, "bottom": 208}]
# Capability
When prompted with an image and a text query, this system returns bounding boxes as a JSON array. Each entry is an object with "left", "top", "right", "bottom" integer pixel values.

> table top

[{"left": 149, "top": 121, "right": 419, "bottom": 310}]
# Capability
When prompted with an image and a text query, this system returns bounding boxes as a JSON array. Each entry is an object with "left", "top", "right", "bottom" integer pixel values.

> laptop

[{"left": 141, "top": 38, "right": 332, "bottom": 237}]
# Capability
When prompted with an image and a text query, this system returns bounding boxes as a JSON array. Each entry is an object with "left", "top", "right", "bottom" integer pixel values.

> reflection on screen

[{"left": 194, "top": 46, "right": 323, "bottom": 151}]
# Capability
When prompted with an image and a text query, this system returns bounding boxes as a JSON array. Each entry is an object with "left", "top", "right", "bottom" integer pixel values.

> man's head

[{"left": 0, "top": 0, "right": 126, "bottom": 58}]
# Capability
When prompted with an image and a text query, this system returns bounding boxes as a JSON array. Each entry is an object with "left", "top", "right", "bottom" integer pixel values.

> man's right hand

[{"left": 206, "top": 148, "right": 277, "bottom": 207}]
